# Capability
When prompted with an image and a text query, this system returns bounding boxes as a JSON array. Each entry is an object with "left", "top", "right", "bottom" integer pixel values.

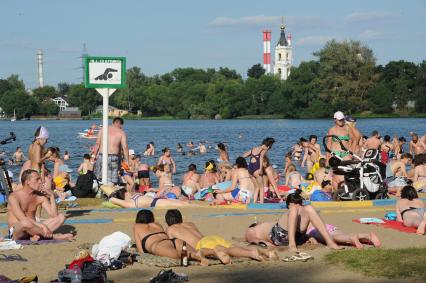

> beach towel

[
  {"left": 0, "top": 240, "right": 22, "bottom": 250},
  {"left": 352, "top": 219, "right": 418, "bottom": 233},
  {"left": 16, "top": 239, "right": 67, "bottom": 245},
  {"left": 136, "top": 253, "right": 248, "bottom": 268},
  {"left": 92, "top": 231, "right": 131, "bottom": 266}
]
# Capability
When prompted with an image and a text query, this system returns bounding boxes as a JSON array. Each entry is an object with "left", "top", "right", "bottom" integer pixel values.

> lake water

[{"left": 0, "top": 119, "right": 425, "bottom": 184}]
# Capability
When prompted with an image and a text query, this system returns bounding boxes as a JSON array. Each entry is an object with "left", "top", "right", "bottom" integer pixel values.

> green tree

[
  {"left": 247, "top": 64, "right": 266, "bottom": 79},
  {"left": 414, "top": 61, "right": 426, "bottom": 113},
  {"left": 313, "top": 40, "right": 376, "bottom": 113},
  {"left": 367, "top": 82, "right": 393, "bottom": 114},
  {"left": 380, "top": 60, "right": 417, "bottom": 110},
  {"left": 0, "top": 89, "right": 37, "bottom": 118},
  {"left": 32, "top": 86, "right": 58, "bottom": 102}
]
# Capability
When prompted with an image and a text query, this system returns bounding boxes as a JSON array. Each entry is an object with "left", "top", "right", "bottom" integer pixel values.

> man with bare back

[
  {"left": 93, "top": 117, "right": 129, "bottom": 184},
  {"left": 7, "top": 169, "right": 74, "bottom": 241}
]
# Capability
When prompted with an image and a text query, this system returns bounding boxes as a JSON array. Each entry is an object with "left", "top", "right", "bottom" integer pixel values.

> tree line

[{"left": 0, "top": 40, "right": 425, "bottom": 119}]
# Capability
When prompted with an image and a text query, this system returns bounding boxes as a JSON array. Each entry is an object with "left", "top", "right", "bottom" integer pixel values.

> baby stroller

[{"left": 323, "top": 135, "right": 388, "bottom": 201}]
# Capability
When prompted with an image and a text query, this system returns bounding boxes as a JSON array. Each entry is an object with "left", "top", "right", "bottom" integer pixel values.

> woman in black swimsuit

[
  {"left": 242, "top": 137, "right": 275, "bottom": 203},
  {"left": 133, "top": 210, "right": 203, "bottom": 260},
  {"left": 396, "top": 186, "right": 426, "bottom": 235}
]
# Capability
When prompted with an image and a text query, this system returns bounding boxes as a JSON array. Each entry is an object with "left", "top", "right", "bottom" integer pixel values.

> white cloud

[
  {"left": 345, "top": 11, "right": 398, "bottom": 23},
  {"left": 296, "top": 36, "right": 333, "bottom": 46},
  {"left": 208, "top": 15, "right": 323, "bottom": 29},
  {"left": 358, "top": 29, "right": 393, "bottom": 40}
]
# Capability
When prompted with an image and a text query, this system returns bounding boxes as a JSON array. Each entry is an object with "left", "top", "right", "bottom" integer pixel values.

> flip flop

[
  {"left": 0, "top": 254, "right": 27, "bottom": 262},
  {"left": 282, "top": 252, "right": 313, "bottom": 262},
  {"left": 295, "top": 252, "right": 313, "bottom": 261}
]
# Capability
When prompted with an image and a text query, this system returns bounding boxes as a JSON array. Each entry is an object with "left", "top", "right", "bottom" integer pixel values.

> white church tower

[{"left": 273, "top": 20, "right": 292, "bottom": 80}]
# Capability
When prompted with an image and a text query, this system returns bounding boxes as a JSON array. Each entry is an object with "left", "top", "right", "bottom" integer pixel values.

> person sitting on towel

[
  {"left": 245, "top": 190, "right": 341, "bottom": 252},
  {"left": 396, "top": 185, "right": 426, "bottom": 235},
  {"left": 7, "top": 169, "right": 74, "bottom": 241}
]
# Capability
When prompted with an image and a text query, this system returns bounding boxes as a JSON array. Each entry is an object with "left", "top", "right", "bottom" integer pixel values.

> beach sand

[{"left": 1, "top": 204, "right": 425, "bottom": 282}]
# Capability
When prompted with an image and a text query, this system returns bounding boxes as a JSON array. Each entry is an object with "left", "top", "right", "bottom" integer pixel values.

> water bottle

[{"left": 70, "top": 265, "right": 82, "bottom": 283}]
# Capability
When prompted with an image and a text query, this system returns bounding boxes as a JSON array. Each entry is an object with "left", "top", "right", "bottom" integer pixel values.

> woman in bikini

[
  {"left": 26, "top": 126, "right": 52, "bottom": 182},
  {"left": 326, "top": 111, "right": 353, "bottom": 162},
  {"left": 292, "top": 142, "right": 303, "bottom": 162},
  {"left": 157, "top": 147, "right": 176, "bottom": 174},
  {"left": 155, "top": 164, "right": 182, "bottom": 199},
  {"left": 47, "top": 147, "right": 64, "bottom": 178},
  {"left": 106, "top": 187, "right": 195, "bottom": 209},
  {"left": 396, "top": 185, "right": 426, "bottom": 235},
  {"left": 413, "top": 155, "right": 426, "bottom": 191},
  {"left": 301, "top": 135, "right": 321, "bottom": 172},
  {"left": 143, "top": 142, "right": 155, "bottom": 156},
  {"left": 217, "top": 143, "right": 229, "bottom": 163},
  {"left": 182, "top": 164, "right": 200, "bottom": 198},
  {"left": 199, "top": 161, "right": 220, "bottom": 189},
  {"left": 133, "top": 210, "right": 207, "bottom": 264},
  {"left": 242, "top": 137, "right": 275, "bottom": 203},
  {"left": 213, "top": 157, "right": 256, "bottom": 204}
]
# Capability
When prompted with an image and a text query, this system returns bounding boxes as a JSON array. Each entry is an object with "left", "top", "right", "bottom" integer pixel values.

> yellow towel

[{"left": 195, "top": 236, "right": 231, "bottom": 250}]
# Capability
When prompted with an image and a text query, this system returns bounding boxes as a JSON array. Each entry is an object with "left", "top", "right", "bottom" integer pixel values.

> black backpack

[{"left": 58, "top": 260, "right": 107, "bottom": 283}]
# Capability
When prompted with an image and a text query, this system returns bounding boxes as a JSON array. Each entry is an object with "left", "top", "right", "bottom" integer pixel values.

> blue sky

[{"left": 1, "top": 0, "right": 425, "bottom": 88}]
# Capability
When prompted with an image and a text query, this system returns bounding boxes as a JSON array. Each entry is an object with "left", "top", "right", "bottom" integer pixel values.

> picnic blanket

[
  {"left": 353, "top": 219, "right": 417, "bottom": 234},
  {"left": 136, "top": 253, "right": 248, "bottom": 267}
]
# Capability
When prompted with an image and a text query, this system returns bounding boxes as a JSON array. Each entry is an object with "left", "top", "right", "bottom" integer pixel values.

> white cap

[
  {"left": 333, "top": 111, "right": 345, "bottom": 120},
  {"left": 129, "top": 149, "right": 135, "bottom": 155}
]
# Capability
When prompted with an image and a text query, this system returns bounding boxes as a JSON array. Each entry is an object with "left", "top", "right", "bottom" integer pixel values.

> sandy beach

[{"left": 1, "top": 202, "right": 426, "bottom": 283}]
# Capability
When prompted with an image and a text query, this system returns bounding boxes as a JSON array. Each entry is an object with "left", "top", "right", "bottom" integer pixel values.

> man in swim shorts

[
  {"left": 93, "top": 117, "right": 129, "bottom": 184},
  {"left": 7, "top": 169, "right": 74, "bottom": 242},
  {"left": 164, "top": 209, "right": 277, "bottom": 264}
]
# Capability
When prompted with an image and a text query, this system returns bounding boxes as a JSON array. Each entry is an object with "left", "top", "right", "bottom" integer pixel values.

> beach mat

[
  {"left": 16, "top": 239, "right": 67, "bottom": 245},
  {"left": 137, "top": 253, "right": 249, "bottom": 267},
  {"left": 352, "top": 219, "right": 417, "bottom": 234}
]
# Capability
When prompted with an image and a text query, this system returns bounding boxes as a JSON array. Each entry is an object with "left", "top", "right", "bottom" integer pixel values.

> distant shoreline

[{"left": 0, "top": 113, "right": 425, "bottom": 121}]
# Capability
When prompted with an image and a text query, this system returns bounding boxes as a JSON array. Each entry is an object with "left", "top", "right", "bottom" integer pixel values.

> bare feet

[
  {"left": 30, "top": 235, "right": 41, "bottom": 242},
  {"left": 249, "top": 248, "right": 265, "bottom": 262},
  {"left": 350, "top": 235, "right": 364, "bottom": 249},
  {"left": 253, "top": 247, "right": 279, "bottom": 261},
  {"left": 288, "top": 245, "right": 298, "bottom": 253},
  {"left": 327, "top": 242, "right": 343, "bottom": 250},
  {"left": 213, "top": 246, "right": 231, "bottom": 264},
  {"left": 369, "top": 232, "right": 382, "bottom": 247},
  {"left": 416, "top": 222, "right": 425, "bottom": 236},
  {"left": 266, "top": 250, "right": 279, "bottom": 261},
  {"left": 53, "top": 233, "right": 75, "bottom": 241},
  {"left": 195, "top": 250, "right": 210, "bottom": 266}
]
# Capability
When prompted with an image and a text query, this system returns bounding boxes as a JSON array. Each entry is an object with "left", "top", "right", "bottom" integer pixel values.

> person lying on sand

[
  {"left": 164, "top": 209, "right": 277, "bottom": 264},
  {"left": 7, "top": 169, "right": 74, "bottom": 241},
  {"left": 306, "top": 223, "right": 381, "bottom": 248},
  {"left": 133, "top": 210, "right": 208, "bottom": 265},
  {"left": 102, "top": 186, "right": 197, "bottom": 208},
  {"left": 396, "top": 185, "right": 426, "bottom": 235},
  {"left": 245, "top": 190, "right": 341, "bottom": 252}
]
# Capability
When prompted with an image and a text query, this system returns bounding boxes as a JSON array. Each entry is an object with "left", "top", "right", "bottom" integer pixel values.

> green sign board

[{"left": 84, "top": 56, "right": 126, "bottom": 88}]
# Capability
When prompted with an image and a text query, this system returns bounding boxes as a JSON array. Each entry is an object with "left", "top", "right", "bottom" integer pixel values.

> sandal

[
  {"left": 0, "top": 253, "right": 28, "bottom": 262},
  {"left": 282, "top": 252, "right": 313, "bottom": 262}
]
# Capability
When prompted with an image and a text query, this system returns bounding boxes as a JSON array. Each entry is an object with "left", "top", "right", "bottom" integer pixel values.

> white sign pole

[{"left": 96, "top": 88, "right": 116, "bottom": 184}]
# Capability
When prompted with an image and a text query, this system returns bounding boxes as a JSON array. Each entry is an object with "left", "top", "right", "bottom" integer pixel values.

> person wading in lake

[{"left": 93, "top": 117, "right": 129, "bottom": 185}]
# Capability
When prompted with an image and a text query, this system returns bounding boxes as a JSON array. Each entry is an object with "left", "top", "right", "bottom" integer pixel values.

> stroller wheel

[{"left": 352, "top": 188, "right": 370, "bottom": 201}]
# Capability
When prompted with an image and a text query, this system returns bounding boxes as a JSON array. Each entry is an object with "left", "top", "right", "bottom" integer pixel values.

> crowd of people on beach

[{"left": 2, "top": 112, "right": 426, "bottom": 264}]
